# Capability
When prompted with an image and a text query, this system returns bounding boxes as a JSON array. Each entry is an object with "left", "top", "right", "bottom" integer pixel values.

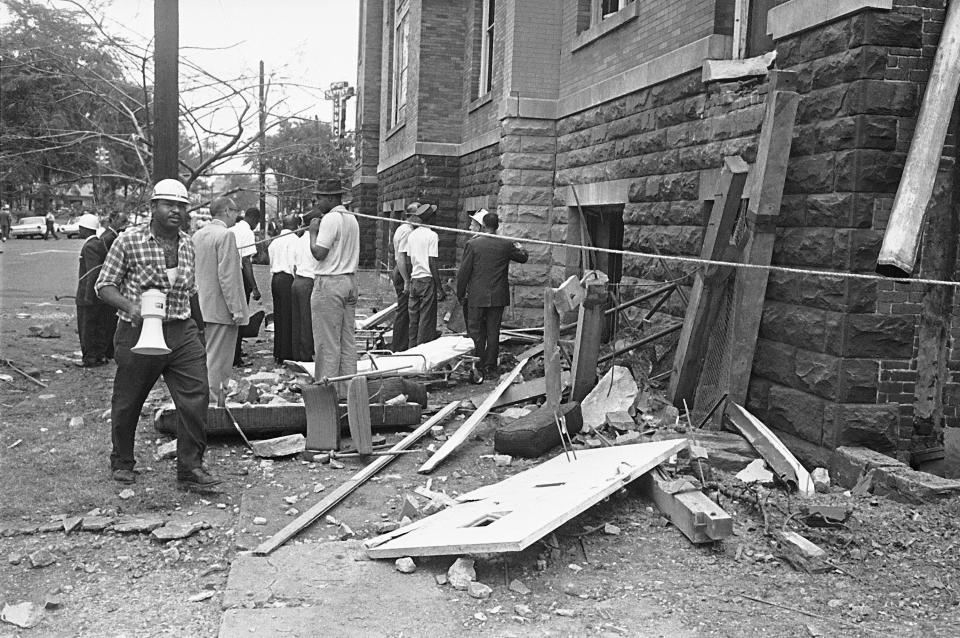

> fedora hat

[
  {"left": 469, "top": 208, "right": 489, "bottom": 226},
  {"left": 313, "top": 178, "right": 346, "bottom": 195}
]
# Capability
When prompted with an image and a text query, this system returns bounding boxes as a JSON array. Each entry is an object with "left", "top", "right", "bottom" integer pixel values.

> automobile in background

[
  {"left": 58, "top": 216, "right": 81, "bottom": 238},
  {"left": 10, "top": 216, "right": 47, "bottom": 239}
]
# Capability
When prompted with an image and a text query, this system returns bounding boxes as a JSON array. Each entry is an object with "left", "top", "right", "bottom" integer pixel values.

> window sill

[
  {"left": 468, "top": 92, "right": 493, "bottom": 113},
  {"left": 385, "top": 120, "right": 406, "bottom": 141},
  {"left": 571, "top": 2, "right": 639, "bottom": 52}
]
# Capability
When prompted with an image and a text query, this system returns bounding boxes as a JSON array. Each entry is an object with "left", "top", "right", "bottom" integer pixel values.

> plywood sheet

[{"left": 365, "top": 439, "right": 687, "bottom": 558}]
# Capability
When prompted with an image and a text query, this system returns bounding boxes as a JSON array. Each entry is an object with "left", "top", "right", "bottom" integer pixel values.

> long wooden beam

[
  {"left": 418, "top": 359, "right": 529, "bottom": 473},
  {"left": 878, "top": 0, "right": 960, "bottom": 276},
  {"left": 253, "top": 401, "right": 461, "bottom": 555},
  {"left": 725, "top": 402, "right": 815, "bottom": 496},
  {"left": 638, "top": 468, "right": 733, "bottom": 543}
]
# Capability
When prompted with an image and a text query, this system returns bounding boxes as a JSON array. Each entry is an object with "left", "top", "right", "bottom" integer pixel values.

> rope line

[{"left": 343, "top": 210, "right": 960, "bottom": 290}]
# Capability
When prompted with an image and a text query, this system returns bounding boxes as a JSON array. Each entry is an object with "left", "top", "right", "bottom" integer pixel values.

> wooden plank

[
  {"left": 357, "top": 302, "right": 398, "bottom": 330},
  {"left": 726, "top": 74, "right": 799, "bottom": 408},
  {"left": 346, "top": 376, "right": 373, "bottom": 455},
  {"left": 253, "top": 400, "right": 461, "bottom": 555},
  {"left": 638, "top": 468, "right": 733, "bottom": 544},
  {"left": 467, "top": 372, "right": 570, "bottom": 410},
  {"left": 668, "top": 155, "right": 749, "bottom": 407},
  {"left": 303, "top": 384, "right": 341, "bottom": 451},
  {"left": 418, "top": 358, "right": 530, "bottom": 474},
  {"left": 725, "top": 402, "right": 815, "bottom": 496},
  {"left": 365, "top": 439, "right": 688, "bottom": 558},
  {"left": 878, "top": 0, "right": 960, "bottom": 276},
  {"left": 570, "top": 282, "right": 605, "bottom": 402},
  {"left": 544, "top": 288, "right": 562, "bottom": 414}
]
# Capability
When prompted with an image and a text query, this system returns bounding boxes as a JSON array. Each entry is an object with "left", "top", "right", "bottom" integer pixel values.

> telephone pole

[
  {"left": 153, "top": 0, "right": 179, "bottom": 182},
  {"left": 258, "top": 60, "right": 267, "bottom": 223}
]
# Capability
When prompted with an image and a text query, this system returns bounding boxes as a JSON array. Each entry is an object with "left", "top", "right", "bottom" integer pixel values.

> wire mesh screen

[{"left": 690, "top": 274, "right": 736, "bottom": 429}]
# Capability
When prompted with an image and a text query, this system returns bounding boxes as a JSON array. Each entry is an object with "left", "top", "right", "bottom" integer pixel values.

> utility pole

[
  {"left": 153, "top": 0, "right": 179, "bottom": 183},
  {"left": 258, "top": 60, "right": 267, "bottom": 224}
]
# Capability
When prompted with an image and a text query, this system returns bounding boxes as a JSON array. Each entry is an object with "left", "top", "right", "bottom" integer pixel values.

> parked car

[
  {"left": 58, "top": 217, "right": 81, "bottom": 238},
  {"left": 10, "top": 216, "right": 47, "bottom": 239}
]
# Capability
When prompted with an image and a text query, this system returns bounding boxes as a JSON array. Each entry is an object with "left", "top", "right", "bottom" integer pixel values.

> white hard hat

[
  {"left": 77, "top": 213, "right": 100, "bottom": 230},
  {"left": 469, "top": 209, "right": 488, "bottom": 226},
  {"left": 151, "top": 178, "right": 190, "bottom": 204}
]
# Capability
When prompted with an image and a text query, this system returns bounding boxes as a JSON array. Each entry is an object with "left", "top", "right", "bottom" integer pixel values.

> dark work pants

[
  {"left": 291, "top": 275, "right": 315, "bottom": 360},
  {"left": 392, "top": 273, "right": 409, "bottom": 352},
  {"left": 111, "top": 319, "right": 208, "bottom": 474},
  {"left": 408, "top": 277, "right": 438, "bottom": 348},
  {"left": 271, "top": 272, "right": 294, "bottom": 363},
  {"left": 467, "top": 305, "right": 505, "bottom": 372},
  {"left": 77, "top": 303, "right": 117, "bottom": 363}
]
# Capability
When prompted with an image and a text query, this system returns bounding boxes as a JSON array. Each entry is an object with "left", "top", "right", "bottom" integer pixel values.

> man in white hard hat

[
  {"left": 193, "top": 197, "right": 249, "bottom": 403},
  {"left": 96, "top": 178, "right": 222, "bottom": 491}
]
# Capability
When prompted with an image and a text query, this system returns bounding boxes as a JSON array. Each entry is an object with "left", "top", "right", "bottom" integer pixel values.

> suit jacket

[
  {"left": 76, "top": 235, "right": 108, "bottom": 306},
  {"left": 193, "top": 221, "right": 249, "bottom": 325},
  {"left": 456, "top": 234, "right": 528, "bottom": 308}
]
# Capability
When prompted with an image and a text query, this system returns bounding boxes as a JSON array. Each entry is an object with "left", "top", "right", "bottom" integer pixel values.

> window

[
  {"left": 592, "top": 0, "right": 632, "bottom": 23},
  {"left": 391, "top": 0, "right": 410, "bottom": 127},
  {"left": 478, "top": 0, "right": 495, "bottom": 96}
]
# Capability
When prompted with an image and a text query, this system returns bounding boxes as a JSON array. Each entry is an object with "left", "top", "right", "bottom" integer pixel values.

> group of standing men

[{"left": 390, "top": 203, "right": 528, "bottom": 384}]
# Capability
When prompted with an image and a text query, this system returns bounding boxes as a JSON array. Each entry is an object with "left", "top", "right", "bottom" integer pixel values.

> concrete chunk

[{"left": 829, "top": 446, "right": 905, "bottom": 489}]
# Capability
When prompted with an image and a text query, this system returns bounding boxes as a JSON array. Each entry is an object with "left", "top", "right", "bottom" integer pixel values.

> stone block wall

[{"left": 351, "top": 181, "right": 379, "bottom": 268}]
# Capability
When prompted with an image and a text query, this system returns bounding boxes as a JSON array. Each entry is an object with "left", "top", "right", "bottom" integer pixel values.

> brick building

[{"left": 353, "top": 0, "right": 959, "bottom": 469}]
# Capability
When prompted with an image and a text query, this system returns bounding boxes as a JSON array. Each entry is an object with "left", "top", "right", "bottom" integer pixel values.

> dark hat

[{"left": 313, "top": 178, "right": 346, "bottom": 195}]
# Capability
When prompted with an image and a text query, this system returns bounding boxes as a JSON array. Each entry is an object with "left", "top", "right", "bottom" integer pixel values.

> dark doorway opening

[{"left": 567, "top": 204, "right": 624, "bottom": 342}]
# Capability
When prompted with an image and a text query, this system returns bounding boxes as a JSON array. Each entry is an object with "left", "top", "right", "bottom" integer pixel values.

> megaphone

[{"left": 131, "top": 289, "right": 172, "bottom": 355}]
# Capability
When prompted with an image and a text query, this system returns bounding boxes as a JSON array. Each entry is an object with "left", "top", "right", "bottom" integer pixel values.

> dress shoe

[
  {"left": 177, "top": 467, "right": 223, "bottom": 492},
  {"left": 469, "top": 365, "right": 484, "bottom": 385},
  {"left": 112, "top": 468, "right": 136, "bottom": 484}
]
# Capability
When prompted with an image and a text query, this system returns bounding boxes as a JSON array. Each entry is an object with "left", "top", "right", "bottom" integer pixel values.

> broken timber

[
  {"left": 366, "top": 440, "right": 687, "bottom": 558},
  {"left": 570, "top": 281, "right": 606, "bottom": 401},
  {"left": 725, "top": 401, "right": 815, "bottom": 496},
  {"left": 252, "top": 400, "right": 461, "bottom": 555},
  {"left": 669, "top": 155, "right": 749, "bottom": 407},
  {"left": 725, "top": 71, "right": 799, "bottom": 408},
  {"left": 418, "top": 358, "right": 529, "bottom": 473},
  {"left": 638, "top": 467, "right": 733, "bottom": 544}
]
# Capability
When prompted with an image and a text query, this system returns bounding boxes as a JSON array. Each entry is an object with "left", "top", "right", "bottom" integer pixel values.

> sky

[{"left": 96, "top": 0, "right": 360, "bottom": 125}]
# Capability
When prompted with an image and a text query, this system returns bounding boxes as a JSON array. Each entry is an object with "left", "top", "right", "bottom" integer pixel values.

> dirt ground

[{"left": 2, "top": 262, "right": 960, "bottom": 637}]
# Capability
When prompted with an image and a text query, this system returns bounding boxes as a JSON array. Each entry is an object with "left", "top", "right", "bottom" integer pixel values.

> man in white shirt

[
  {"left": 267, "top": 215, "right": 299, "bottom": 363},
  {"left": 230, "top": 207, "right": 261, "bottom": 365},
  {"left": 391, "top": 201, "right": 436, "bottom": 352},
  {"left": 405, "top": 206, "right": 444, "bottom": 348},
  {"left": 307, "top": 179, "right": 360, "bottom": 386}
]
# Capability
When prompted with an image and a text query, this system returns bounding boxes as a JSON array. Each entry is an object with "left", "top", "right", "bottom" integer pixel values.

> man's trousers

[
  {"left": 77, "top": 303, "right": 117, "bottom": 364},
  {"left": 291, "top": 275, "right": 315, "bottom": 361},
  {"left": 407, "top": 277, "right": 438, "bottom": 348},
  {"left": 467, "top": 305, "right": 505, "bottom": 372},
  {"left": 205, "top": 322, "right": 239, "bottom": 403},
  {"left": 270, "top": 272, "right": 294, "bottom": 363},
  {"left": 392, "top": 273, "right": 409, "bottom": 352},
  {"left": 311, "top": 274, "right": 358, "bottom": 391}
]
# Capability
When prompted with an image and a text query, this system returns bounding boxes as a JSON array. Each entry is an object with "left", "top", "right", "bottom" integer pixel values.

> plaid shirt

[{"left": 95, "top": 223, "right": 197, "bottom": 322}]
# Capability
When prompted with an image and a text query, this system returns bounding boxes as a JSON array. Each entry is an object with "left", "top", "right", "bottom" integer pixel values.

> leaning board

[{"left": 364, "top": 439, "right": 687, "bottom": 558}]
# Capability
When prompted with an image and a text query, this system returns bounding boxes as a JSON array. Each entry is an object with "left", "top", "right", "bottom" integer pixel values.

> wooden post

[
  {"left": 877, "top": 0, "right": 960, "bottom": 276},
  {"left": 668, "top": 155, "right": 749, "bottom": 407},
  {"left": 570, "top": 282, "right": 605, "bottom": 402},
  {"left": 153, "top": 0, "right": 179, "bottom": 181},
  {"left": 726, "top": 72, "right": 799, "bottom": 408}
]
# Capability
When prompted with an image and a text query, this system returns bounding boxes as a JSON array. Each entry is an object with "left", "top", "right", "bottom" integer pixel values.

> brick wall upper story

[
  {"left": 559, "top": 0, "right": 731, "bottom": 100},
  {"left": 356, "top": 0, "right": 384, "bottom": 174},
  {"left": 418, "top": 0, "right": 467, "bottom": 143}
]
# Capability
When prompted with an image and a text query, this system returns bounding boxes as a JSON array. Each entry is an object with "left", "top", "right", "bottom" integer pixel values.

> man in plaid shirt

[{"left": 96, "top": 178, "right": 221, "bottom": 491}]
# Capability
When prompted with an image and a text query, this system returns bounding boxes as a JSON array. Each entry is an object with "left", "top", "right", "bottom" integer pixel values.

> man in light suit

[{"left": 193, "top": 197, "right": 249, "bottom": 402}]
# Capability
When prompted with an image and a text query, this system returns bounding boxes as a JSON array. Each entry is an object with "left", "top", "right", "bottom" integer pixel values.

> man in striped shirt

[{"left": 96, "top": 178, "right": 221, "bottom": 492}]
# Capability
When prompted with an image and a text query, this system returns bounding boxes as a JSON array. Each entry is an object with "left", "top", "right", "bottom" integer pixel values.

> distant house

[{"left": 354, "top": 0, "right": 960, "bottom": 466}]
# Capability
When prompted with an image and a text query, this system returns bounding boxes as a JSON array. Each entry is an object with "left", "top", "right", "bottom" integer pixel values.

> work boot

[
  {"left": 112, "top": 469, "right": 136, "bottom": 484},
  {"left": 469, "top": 364, "right": 484, "bottom": 385},
  {"left": 177, "top": 467, "right": 223, "bottom": 492}
]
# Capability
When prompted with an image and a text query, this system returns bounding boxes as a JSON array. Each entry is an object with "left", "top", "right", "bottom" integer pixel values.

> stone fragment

[
  {"left": 112, "top": 517, "right": 165, "bottom": 533},
  {"left": 28, "top": 549, "right": 56, "bottom": 568},
  {"left": 434, "top": 573, "right": 448, "bottom": 586},
  {"left": 430, "top": 425, "right": 447, "bottom": 440},
  {"left": 29, "top": 323, "right": 60, "bottom": 338},
  {"left": 81, "top": 516, "right": 112, "bottom": 531},
  {"left": 567, "top": 563, "right": 582, "bottom": 573},
  {"left": 285, "top": 508, "right": 299, "bottom": 516},
  {"left": 329, "top": 459, "right": 345, "bottom": 470},
  {"left": 8, "top": 551, "right": 25, "bottom": 565},
  {"left": 447, "top": 557, "right": 476, "bottom": 590},
  {"left": 375, "top": 521, "right": 399, "bottom": 534},
  {"left": 118, "top": 488, "right": 135, "bottom": 500},
  {"left": 252, "top": 517, "right": 267, "bottom": 525},
  {"left": 160, "top": 547, "right": 181, "bottom": 562},
  {"left": 562, "top": 581, "right": 585, "bottom": 596},
  {"left": 468, "top": 581, "right": 493, "bottom": 599},
  {"left": 508, "top": 579, "right": 530, "bottom": 595},
  {"left": 63, "top": 517, "right": 82, "bottom": 534},
  {"left": 605, "top": 411, "right": 635, "bottom": 432},
  {"left": 399, "top": 494, "right": 421, "bottom": 520},
  {"left": 38, "top": 521, "right": 63, "bottom": 533},
  {"left": 398, "top": 516, "right": 412, "bottom": 527},
  {"left": 313, "top": 483, "right": 325, "bottom": 493},
  {"left": 151, "top": 521, "right": 205, "bottom": 541},
  {"left": 554, "top": 608, "right": 576, "bottom": 617},
  {"left": 156, "top": 439, "right": 177, "bottom": 460},
  {"left": 514, "top": 603, "right": 535, "bottom": 618},
  {"left": 188, "top": 591, "right": 216, "bottom": 602},
  {"left": 580, "top": 366, "right": 639, "bottom": 431},
  {"left": 603, "top": 523, "right": 621, "bottom": 535},
  {"left": 394, "top": 557, "right": 416, "bottom": 573},
  {"left": 615, "top": 431, "right": 641, "bottom": 445},
  {"left": 811, "top": 467, "right": 830, "bottom": 493},
  {"left": 44, "top": 593, "right": 63, "bottom": 609},
  {"left": 736, "top": 459, "right": 775, "bottom": 486},
  {"left": 1, "top": 601, "right": 42, "bottom": 628},
  {"left": 493, "top": 454, "right": 512, "bottom": 467},
  {"left": 68, "top": 416, "right": 83, "bottom": 428},
  {"left": 243, "top": 371, "right": 282, "bottom": 385}
]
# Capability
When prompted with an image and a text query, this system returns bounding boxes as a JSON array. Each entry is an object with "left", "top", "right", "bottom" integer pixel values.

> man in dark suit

[{"left": 456, "top": 212, "right": 528, "bottom": 384}]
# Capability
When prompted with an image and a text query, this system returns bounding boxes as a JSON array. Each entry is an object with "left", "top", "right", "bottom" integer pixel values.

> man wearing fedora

[{"left": 307, "top": 179, "right": 360, "bottom": 388}]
